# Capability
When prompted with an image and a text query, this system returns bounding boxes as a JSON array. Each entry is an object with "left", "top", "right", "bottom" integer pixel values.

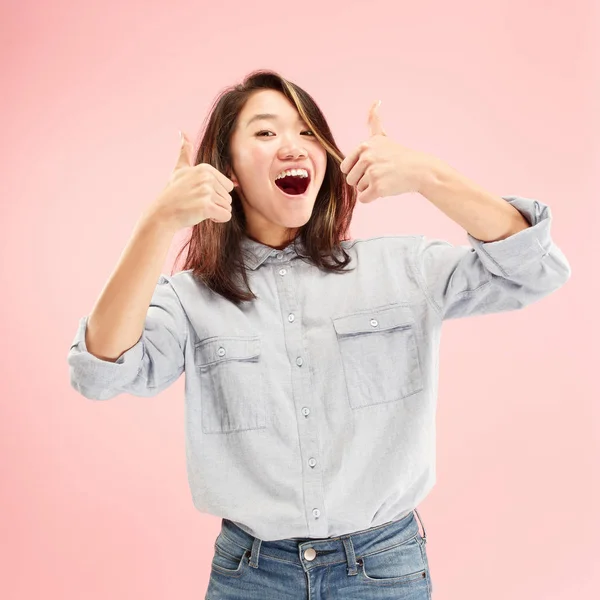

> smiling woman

[
  {"left": 172, "top": 70, "right": 358, "bottom": 304},
  {"left": 68, "top": 66, "right": 571, "bottom": 600},
  {"left": 225, "top": 88, "right": 329, "bottom": 242}
]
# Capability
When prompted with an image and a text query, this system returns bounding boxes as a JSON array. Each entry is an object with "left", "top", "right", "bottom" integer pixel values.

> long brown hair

[{"left": 172, "top": 69, "right": 357, "bottom": 304}]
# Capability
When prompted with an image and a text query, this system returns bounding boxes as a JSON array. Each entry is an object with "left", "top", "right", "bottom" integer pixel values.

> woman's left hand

[{"left": 340, "top": 100, "right": 437, "bottom": 204}]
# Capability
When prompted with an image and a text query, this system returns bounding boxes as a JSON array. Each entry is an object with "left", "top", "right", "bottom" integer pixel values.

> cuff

[
  {"left": 68, "top": 315, "right": 145, "bottom": 387},
  {"left": 466, "top": 195, "right": 552, "bottom": 278}
]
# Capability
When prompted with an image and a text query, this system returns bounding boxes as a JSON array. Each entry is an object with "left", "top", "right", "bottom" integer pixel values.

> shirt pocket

[
  {"left": 332, "top": 303, "right": 424, "bottom": 410},
  {"left": 195, "top": 335, "right": 266, "bottom": 434}
]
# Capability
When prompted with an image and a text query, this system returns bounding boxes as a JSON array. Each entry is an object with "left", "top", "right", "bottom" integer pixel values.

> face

[{"left": 228, "top": 89, "right": 328, "bottom": 249}]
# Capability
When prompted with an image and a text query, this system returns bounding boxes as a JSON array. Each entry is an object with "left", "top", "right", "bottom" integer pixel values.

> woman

[{"left": 68, "top": 70, "right": 571, "bottom": 599}]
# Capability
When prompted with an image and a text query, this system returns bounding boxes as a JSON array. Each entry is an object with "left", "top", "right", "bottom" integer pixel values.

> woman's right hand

[{"left": 148, "top": 131, "right": 235, "bottom": 231}]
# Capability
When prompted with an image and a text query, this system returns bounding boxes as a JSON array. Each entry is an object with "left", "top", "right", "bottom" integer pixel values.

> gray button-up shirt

[{"left": 67, "top": 195, "right": 571, "bottom": 541}]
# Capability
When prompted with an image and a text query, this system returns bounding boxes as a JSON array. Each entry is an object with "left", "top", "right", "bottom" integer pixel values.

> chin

[{"left": 279, "top": 210, "right": 314, "bottom": 228}]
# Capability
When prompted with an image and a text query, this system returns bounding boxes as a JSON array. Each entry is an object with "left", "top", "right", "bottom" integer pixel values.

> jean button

[{"left": 304, "top": 547, "right": 317, "bottom": 561}]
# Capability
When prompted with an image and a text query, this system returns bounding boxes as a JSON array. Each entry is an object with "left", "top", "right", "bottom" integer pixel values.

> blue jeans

[{"left": 205, "top": 509, "right": 433, "bottom": 599}]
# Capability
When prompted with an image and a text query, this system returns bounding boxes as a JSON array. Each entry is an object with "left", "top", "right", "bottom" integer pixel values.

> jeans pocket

[
  {"left": 211, "top": 535, "right": 250, "bottom": 578},
  {"left": 195, "top": 335, "right": 266, "bottom": 433},
  {"left": 357, "top": 534, "right": 428, "bottom": 586},
  {"left": 333, "top": 303, "right": 424, "bottom": 410}
]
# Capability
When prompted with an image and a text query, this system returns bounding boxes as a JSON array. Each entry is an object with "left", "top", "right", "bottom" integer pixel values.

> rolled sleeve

[
  {"left": 411, "top": 195, "right": 572, "bottom": 320},
  {"left": 67, "top": 274, "right": 188, "bottom": 400},
  {"left": 467, "top": 195, "right": 558, "bottom": 277}
]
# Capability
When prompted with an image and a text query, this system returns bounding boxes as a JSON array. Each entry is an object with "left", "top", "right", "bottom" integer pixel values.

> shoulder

[
  {"left": 156, "top": 270, "right": 212, "bottom": 305},
  {"left": 340, "top": 234, "right": 423, "bottom": 256}
]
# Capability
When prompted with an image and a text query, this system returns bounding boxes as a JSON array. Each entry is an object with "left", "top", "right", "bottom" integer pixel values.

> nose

[
  {"left": 281, "top": 147, "right": 307, "bottom": 160},
  {"left": 278, "top": 135, "right": 308, "bottom": 159}
]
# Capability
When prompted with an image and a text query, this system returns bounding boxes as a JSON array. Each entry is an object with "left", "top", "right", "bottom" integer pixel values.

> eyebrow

[{"left": 245, "top": 113, "right": 307, "bottom": 128}]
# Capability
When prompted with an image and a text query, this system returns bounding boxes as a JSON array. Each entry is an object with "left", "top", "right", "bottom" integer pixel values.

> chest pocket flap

[
  {"left": 196, "top": 336, "right": 261, "bottom": 367},
  {"left": 332, "top": 303, "right": 415, "bottom": 336}
]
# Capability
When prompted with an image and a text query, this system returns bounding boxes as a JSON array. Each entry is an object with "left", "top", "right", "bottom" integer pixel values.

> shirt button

[
  {"left": 308, "top": 458, "right": 317, "bottom": 468},
  {"left": 296, "top": 357, "right": 303, "bottom": 366},
  {"left": 276, "top": 253, "right": 284, "bottom": 259},
  {"left": 288, "top": 314, "right": 295, "bottom": 323},
  {"left": 217, "top": 347, "right": 226, "bottom": 357},
  {"left": 312, "top": 508, "right": 321, "bottom": 518},
  {"left": 304, "top": 547, "right": 317, "bottom": 561},
  {"left": 279, "top": 268, "right": 287, "bottom": 276},
  {"left": 370, "top": 319, "right": 379, "bottom": 327},
  {"left": 302, "top": 407, "right": 310, "bottom": 416}
]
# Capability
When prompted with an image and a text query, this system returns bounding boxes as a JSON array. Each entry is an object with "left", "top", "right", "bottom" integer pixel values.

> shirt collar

[{"left": 240, "top": 234, "right": 310, "bottom": 270}]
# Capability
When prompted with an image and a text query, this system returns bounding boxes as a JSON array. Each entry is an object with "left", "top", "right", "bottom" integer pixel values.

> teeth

[{"left": 275, "top": 168, "right": 309, "bottom": 180}]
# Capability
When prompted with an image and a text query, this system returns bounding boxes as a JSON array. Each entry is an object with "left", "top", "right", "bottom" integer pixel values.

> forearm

[
  {"left": 85, "top": 212, "right": 177, "bottom": 362},
  {"left": 418, "top": 158, "right": 531, "bottom": 242}
]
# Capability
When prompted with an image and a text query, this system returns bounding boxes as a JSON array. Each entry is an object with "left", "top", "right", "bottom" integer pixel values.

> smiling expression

[{"left": 228, "top": 89, "right": 328, "bottom": 249}]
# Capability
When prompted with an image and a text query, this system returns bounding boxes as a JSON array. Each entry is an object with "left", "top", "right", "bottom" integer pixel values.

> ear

[{"left": 227, "top": 166, "right": 239, "bottom": 188}]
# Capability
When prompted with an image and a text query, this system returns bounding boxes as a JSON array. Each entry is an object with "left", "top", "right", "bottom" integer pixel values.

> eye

[{"left": 255, "top": 130, "right": 316, "bottom": 137}]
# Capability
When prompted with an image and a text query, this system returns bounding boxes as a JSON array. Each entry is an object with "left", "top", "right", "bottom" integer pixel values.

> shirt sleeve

[
  {"left": 67, "top": 274, "right": 188, "bottom": 400},
  {"left": 409, "top": 195, "right": 572, "bottom": 320}
]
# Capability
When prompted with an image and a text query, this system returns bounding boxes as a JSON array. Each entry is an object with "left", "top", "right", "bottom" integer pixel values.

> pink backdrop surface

[{"left": 1, "top": 0, "right": 598, "bottom": 598}]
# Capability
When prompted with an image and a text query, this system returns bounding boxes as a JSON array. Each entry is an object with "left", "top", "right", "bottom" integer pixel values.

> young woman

[{"left": 68, "top": 70, "right": 571, "bottom": 599}]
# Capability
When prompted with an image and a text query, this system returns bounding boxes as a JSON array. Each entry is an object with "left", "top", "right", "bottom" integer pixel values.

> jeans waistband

[{"left": 218, "top": 508, "right": 427, "bottom": 574}]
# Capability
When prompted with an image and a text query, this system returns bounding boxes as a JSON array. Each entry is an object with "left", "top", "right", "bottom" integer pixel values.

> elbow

[{"left": 69, "top": 375, "right": 118, "bottom": 401}]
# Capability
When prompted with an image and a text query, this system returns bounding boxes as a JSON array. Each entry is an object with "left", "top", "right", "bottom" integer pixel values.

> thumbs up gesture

[
  {"left": 340, "top": 101, "right": 434, "bottom": 204},
  {"left": 149, "top": 131, "right": 235, "bottom": 231}
]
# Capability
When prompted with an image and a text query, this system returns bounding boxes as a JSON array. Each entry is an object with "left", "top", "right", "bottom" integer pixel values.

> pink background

[{"left": 1, "top": 0, "right": 598, "bottom": 598}]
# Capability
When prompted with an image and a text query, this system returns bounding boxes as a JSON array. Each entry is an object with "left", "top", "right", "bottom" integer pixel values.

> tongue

[{"left": 275, "top": 175, "right": 308, "bottom": 195}]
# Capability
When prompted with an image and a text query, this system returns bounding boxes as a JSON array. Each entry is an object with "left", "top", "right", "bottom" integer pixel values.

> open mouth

[{"left": 274, "top": 173, "right": 311, "bottom": 196}]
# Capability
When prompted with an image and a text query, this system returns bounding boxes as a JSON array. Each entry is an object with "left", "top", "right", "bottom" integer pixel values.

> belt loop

[
  {"left": 342, "top": 536, "right": 359, "bottom": 576},
  {"left": 414, "top": 508, "right": 427, "bottom": 544},
  {"left": 248, "top": 537, "right": 262, "bottom": 568}
]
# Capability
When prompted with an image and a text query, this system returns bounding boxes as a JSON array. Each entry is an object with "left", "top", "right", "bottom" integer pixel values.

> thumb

[
  {"left": 368, "top": 100, "right": 386, "bottom": 137},
  {"left": 174, "top": 130, "right": 193, "bottom": 170}
]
